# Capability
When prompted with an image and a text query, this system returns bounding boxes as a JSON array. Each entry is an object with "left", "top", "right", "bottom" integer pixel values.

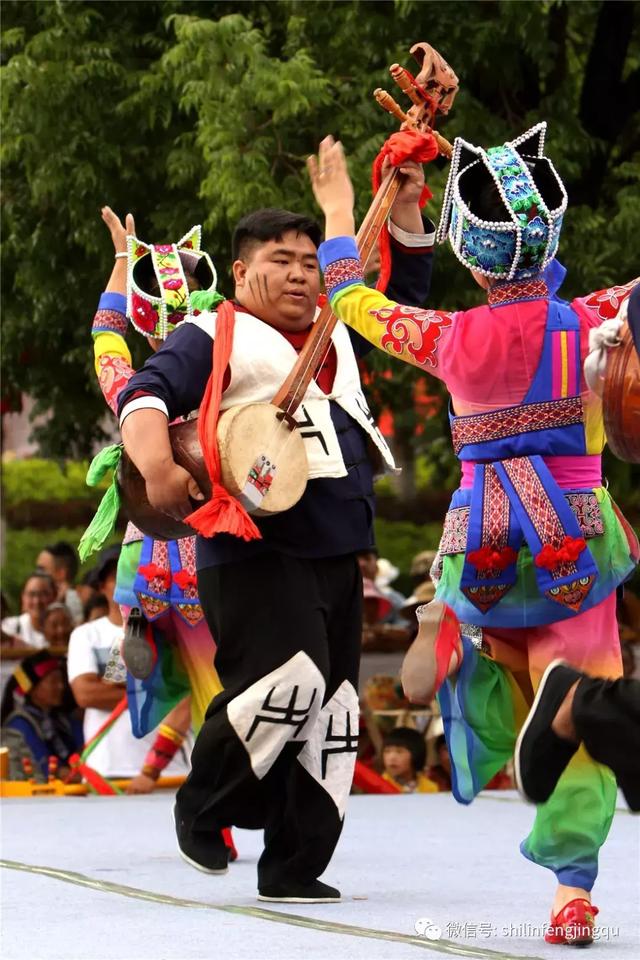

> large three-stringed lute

[{"left": 119, "top": 43, "right": 458, "bottom": 540}]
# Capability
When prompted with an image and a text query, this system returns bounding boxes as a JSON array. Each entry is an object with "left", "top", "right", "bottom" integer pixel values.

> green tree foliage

[{"left": 2, "top": 1, "right": 639, "bottom": 511}]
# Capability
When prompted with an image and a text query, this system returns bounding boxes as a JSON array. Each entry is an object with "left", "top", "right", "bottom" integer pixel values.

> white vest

[{"left": 187, "top": 310, "right": 397, "bottom": 480}]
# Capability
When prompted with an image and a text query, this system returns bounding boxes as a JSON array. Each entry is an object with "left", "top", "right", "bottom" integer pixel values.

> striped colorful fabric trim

[{"left": 451, "top": 396, "right": 583, "bottom": 454}]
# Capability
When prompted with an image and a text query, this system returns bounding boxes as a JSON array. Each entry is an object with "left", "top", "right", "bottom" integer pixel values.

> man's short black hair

[
  {"left": 43, "top": 541, "right": 79, "bottom": 583},
  {"left": 232, "top": 208, "right": 322, "bottom": 262}
]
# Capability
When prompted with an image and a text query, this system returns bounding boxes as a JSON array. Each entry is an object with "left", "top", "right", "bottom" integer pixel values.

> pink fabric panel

[
  {"left": 460, "top": 456, "right": 601, "bottom": 491},
  {"left": 443, "top": 299, "right": 594, "bottom": 416}
]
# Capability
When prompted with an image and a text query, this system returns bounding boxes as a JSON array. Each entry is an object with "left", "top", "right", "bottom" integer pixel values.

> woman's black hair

[
  {"left": 83, "top": 593, "right": 109, "bottom": 621},
  {"left": 23, "top": 571, "right": 56, "bottom": 594}
]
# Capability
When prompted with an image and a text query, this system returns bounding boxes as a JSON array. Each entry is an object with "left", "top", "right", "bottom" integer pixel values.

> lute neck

[{"left": 271, "top": 166, "right": 403, "bottom": 414}]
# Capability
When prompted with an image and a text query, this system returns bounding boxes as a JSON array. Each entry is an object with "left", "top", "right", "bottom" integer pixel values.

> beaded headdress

[
  {"left": 126, "top": 225, "right": 218, "bottom": 340},
  {"left": 436, "top": 122, "right": 567, "bottom": 281}
]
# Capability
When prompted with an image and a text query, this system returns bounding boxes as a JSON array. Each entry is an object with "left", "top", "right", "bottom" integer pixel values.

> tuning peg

[{"left": 373, "top": 89, "right": 415, "bottom": 127}]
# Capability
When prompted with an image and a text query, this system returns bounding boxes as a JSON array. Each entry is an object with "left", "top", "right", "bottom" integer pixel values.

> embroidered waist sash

[
  {"left": 133, "top": 535, "right": 204, "bottom": 627},
  {"left": 458, "top": 456, "right": 599, "bottom": 614}
]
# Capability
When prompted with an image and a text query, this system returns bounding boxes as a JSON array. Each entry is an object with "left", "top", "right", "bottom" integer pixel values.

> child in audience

[{"left": 381, "top": 726, "right": 438, "bottom": 793}]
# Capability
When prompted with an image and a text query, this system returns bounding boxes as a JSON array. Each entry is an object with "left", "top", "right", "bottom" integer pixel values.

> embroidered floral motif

[
  {"left": 463, "top": 582, "right": 513, "bottom": 613},
  {"left": 370, "top": 304, "right": 453, "bottom": 367},
  {"left": 488, "top": 277, "right": 549, "bottom": 306},
  {"left": 122, "top": 522, "right": 145, "bottom": 545},
  {"left": 460, "top": 220, "right": 513, "bottom": 274},
  {"left": 131, "top": 292, "right": 159, "bottom": 333},
  {"left": 440, "top": 506, "right": 469, "bottom": 554},
  {"left": 545, "top": 575, "right": 595, "bottom": 612},
  {"left": 451, "top": 396, "right": 583, "bottom": 454},
  {"left": 565, "top": 493, "right": 604, "bottom": 537},
  {"left": 97, "top": 353, "right": 134, "bottom": 414},
  {"left": 92, "top": 309, "right": 128, "bottom": 336},
  {"left": 138, "top": 595, "right": 170, "bottom": 620},
  {"left": 176, "top": 602, "right": 204, "bottom": 626},
  {"left": 324, "top": 258, "right": 364, "bottom": 297},
  {"left": 583, "top": 280, "right": 637, "bottom": 321}
]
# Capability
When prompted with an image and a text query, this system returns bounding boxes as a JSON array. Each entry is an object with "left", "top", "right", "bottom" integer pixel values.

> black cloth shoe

[
  {"left": 515, "top": 659, "right": 581, "bottom": 804},
  {"left": 257, "top": 879, "right": 341, "bottom": 903},
  {"left": 174, "top": 806, "right": 229, "bottom": 875},
  {"left": 122, "top": 607, "right": 156, "bottom": 680}
]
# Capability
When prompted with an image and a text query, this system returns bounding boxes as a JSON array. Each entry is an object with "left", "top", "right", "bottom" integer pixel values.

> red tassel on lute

[
  {"left": 371, "top": 129, "right": 439, "bottom": 293},
  {"left": 184, "top": 300, "right": 261, "bottom": 541}
]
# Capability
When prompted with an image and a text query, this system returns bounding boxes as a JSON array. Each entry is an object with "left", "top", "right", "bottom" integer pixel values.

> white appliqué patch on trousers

[
  {"left": 297, "top": 680, "right": 359, "bottom": 818},
  {"left": 227, "top": 651, "right": 325, "bottom": 780}
]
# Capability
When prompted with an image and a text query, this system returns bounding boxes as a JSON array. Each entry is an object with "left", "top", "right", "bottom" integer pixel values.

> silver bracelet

[{"left": 114, "top": 252, "right": 127, "bottom": 259}]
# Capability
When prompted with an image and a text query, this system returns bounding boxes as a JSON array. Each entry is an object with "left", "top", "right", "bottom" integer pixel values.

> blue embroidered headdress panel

[{"left": 436, "top": 122, "right": 567, "bottom": 281}]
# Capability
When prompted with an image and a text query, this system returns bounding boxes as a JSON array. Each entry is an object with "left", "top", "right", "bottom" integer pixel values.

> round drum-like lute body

[
  {"left": 603, "top": 323, "right": 640, "bottom": 464},
  {"left": 118, "top": 403, "right": 308, "bottom": 539}
]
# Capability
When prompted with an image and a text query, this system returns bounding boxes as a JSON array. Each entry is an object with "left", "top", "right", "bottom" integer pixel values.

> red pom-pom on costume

[
  {"left": 184, "top": 300, "right": 261, "bottom": 541},
  {"left": 138, "top": 563, "right": 171, "bottom": 589},
  {"left": 467, "top": 545, "right": 518, "bottom": 572},
  {"left": 535, "top": 536, "right": 587, "bottom": 570},
  {"left": 172, "top": 570, "right": 198, "bottom": 591},
  {"left": 372, "top": 129, "right": 439, "bottom": 293}
]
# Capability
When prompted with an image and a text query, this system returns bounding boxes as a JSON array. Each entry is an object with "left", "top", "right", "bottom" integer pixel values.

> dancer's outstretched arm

[{"left": 309, "top": 136, "right": 455, "bottom": 378}]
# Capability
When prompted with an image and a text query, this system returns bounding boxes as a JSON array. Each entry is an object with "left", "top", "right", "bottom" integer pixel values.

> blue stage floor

[{"left": 1, "top": 791, "right": 638, "bottom": 960}]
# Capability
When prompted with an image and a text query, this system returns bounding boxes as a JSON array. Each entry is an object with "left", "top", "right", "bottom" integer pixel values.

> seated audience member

[
  {"left": 400, "top": 580, "right": 436, "bottom": 642},
  {"left": 427, "top": 722, "right": 512, "bottom": 791},
  {"left": 409, "top": 549, "right": 437, "bottom": 591},
  {"left": 42, "top": 603, "right": 73, "bottom": 650},
  {"left": 83, "top": 593, "right": 109, "bottom": 623},
  {"left": 0, "top": 650, "right": 83, "bottom": 781},
  {"left": 67, "top": 549, "right": 189, "bottom": 780},
  {"left": 1, "top": 572, "right": 56, "bottom": 651},
  {"left": 382, "top": 726, "right": 438, "bottom": 793},
  {"left": 362, "top": 578, "right": 411, "bottom": 652},
  {"left": 37, "top": 541, "right": 84, "bottom": 625},
  {"left": 376, "top": 558, "right": 408, "bottom": 623}
]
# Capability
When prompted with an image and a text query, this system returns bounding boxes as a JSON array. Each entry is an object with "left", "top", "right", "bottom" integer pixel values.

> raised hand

[
  {"left": 307, "top": 136, "right": 354, "bottom": 217},
  {"left": 101, "top": 206, "right": 136, "bottom": 255}
]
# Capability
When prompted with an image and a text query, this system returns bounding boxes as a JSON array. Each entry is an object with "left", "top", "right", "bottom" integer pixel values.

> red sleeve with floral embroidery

[
  {"left": 92, "top": 305, "right": 135, "bottom": 416},
  {"left": 572, "top": 278, "right": 639, "bottom": 328}
]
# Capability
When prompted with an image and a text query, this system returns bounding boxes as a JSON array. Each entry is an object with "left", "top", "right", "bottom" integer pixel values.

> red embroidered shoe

[
  {"left": 222, "top": 827, "right": 238, "bottom": 862},
  {"left": 401, "top": 601, "right": 462, "bottom": 704},
  {"left": 545, "top": 898, "right": 599, "bottom": 945}
]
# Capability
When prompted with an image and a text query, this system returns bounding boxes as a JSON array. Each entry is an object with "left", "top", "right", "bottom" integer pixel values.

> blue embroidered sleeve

[{"left": 92, "top": 291, "right": 128, "bottom": 335}]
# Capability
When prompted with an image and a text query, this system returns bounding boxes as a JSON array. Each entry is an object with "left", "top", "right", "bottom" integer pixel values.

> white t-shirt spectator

[
  {"left": 1, "top": 613, "right": 46, "bottom": 649},
  {"left": 67, "top": 616, "right": 191, "bottom": 778}
]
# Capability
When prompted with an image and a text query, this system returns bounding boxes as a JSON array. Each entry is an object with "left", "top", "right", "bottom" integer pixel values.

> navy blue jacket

[{"left": 118, "top": 224, "right": 434, "bottom": 568}]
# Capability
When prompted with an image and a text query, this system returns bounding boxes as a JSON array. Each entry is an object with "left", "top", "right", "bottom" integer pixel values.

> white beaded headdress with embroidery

[
  {"left": 126, "top": 225, "right": 218, "bottom": 340},
  {"left": 436, "top": 122, "right": 567, "bottom": 281}
]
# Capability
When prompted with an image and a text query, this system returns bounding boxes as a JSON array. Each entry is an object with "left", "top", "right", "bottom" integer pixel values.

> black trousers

[
  {"left": 176, "top": 551, "right": 362, "bottom": 887},
  {"left": 574, "top": 675, "right": 640, "bottom": 811}
]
